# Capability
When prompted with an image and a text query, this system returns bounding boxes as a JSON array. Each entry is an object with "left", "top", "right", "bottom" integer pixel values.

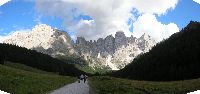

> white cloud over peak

[
  {"left": 193, "top": 0, "right": 200, "bottom": 4},
  {"left": 0, "top": 0, "right": 11, "bottom": 6},
  {"left": 35, "top": 0, "right": 179, "bottom": 42},
  {"left": 133, "top": 13, "right": 179, "bottom": 42},
  {"left": 36, "top": 0, "right": 134, "bottom": 40}
]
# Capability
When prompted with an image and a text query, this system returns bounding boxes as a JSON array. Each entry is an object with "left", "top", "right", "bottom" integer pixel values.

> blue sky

[
  {"left": 0, "top": 0, "right": 199, "bottom": 41},
  {"left": 157, "top": 0, "right": 200, "bottom": 29},
  {"left": 0, "top": 0, "right": 65, "bottom": 36}
]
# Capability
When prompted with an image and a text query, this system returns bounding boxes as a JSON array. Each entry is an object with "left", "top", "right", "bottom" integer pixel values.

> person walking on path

[
  {"left": 79, "top": 74, "right": 84, "bottom": 82},
  {"left": 78, "top": 74, "right": 88, "bottom": 83},
  {"left": 83, "top": 74, "right": 88, "bottom": 83}
]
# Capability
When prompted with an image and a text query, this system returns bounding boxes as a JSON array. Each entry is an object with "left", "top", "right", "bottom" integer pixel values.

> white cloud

[
  {"left": 35, "top": 0, "right": 134, "bottom": 40},
  {"left": 35, "top": 0, "right": 179, "bottom": 42},
  {"left": 133, "top": 13, "right": 179, "bottom": 42},
  {"left": 193, "top": 0, "right": 200, "bottom": 4},
  {"left": 0, "top": 0, "right": 11, "bottom": 6},
  {"left": 132, "top": 0, "right": 178, "bottom": 15}
]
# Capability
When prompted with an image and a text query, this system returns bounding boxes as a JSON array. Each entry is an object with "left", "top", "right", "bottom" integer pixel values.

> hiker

[
  {"left": 80, "top": 74, "right": 84, "bottom": 82},
  {"left": 83, "top": 74, "right": 88, "bottom": 83}
]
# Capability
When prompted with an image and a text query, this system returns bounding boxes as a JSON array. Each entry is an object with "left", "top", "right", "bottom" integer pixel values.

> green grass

[
  {"left": 0, "top": 64, "right": 76, "bottom": 94},
  {"left": 89, "top": 76, "right": 200, "bottom": 94},
  {"left": 4, "top": 61, "right": 56, "bottom": 74}
]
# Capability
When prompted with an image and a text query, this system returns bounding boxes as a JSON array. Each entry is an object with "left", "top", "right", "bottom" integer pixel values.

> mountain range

[{"left": 3, "top": 24, "right": 156, "bottom": 70}]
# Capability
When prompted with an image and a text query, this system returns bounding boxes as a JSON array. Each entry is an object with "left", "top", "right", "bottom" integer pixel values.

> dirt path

[{"left": 50, "top": 80, "right": 89, "bottom": 94}]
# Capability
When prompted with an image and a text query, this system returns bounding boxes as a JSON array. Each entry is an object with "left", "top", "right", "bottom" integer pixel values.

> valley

[
  {"left": 1, "top": 0, "right": 200, "bottom": 94},
  {"left": 0, "top": 21, "right": 200, "bottom": 94}
]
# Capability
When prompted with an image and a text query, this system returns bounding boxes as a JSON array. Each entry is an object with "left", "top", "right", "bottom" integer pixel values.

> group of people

[{"left": 78, "top": 74, "right": 88, "bottom": 83}]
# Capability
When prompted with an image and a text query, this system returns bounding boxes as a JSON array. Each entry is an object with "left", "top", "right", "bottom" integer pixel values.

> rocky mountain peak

[
  {"left": 137, "top": 33, "right": 156, "bottom": 52},
  {"left": 3, "top": 24, "right": 75, "bottom": 57},
  {"left": 32, "top": 24, "right": 53, "bottom": 33},
  {"left": 115, "top": 31, "right": 125, "bottom": 37},
  {"left": 115, "top": 31, "right": 127, "bottom": 48},
  {"left": 140, "top": 33, "right": 150, "bottom": 39},
  {"left": 75, "top": 31, "right": 156, "bottom": 70}
]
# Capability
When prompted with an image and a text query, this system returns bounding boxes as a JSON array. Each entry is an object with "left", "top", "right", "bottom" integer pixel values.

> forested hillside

[
  {"left": 0, "top": 43, "right": 84, "bottom": 76},
  {"left": 115, "top": 21, "right": 200, "bottom": 81}
]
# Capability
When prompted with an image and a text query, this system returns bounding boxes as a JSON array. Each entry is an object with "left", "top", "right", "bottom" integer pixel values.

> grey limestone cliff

[{"left": 75, "top": 31, "right": 156, "bottom": 70}]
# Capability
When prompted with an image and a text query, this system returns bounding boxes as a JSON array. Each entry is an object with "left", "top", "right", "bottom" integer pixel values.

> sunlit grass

[{"left": 0, "top": 64, "right": 75, "bottom": 94}]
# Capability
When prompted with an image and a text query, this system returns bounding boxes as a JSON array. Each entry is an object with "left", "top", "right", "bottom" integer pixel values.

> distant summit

[{"left": 4, "top": 24, "right": 75, "bottom": 57}]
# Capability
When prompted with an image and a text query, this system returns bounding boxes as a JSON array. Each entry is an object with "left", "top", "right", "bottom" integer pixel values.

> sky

[{"left": 0, "top": 0, "right": 200, "bottom": 42}]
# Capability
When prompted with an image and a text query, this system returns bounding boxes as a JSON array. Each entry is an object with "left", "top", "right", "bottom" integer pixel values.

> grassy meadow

[
  {"left": 0, "top": 62, "right": 76, "bottom": 94},
  {"left": 89, "top": 76, "right": 200, "bottom": 94}
]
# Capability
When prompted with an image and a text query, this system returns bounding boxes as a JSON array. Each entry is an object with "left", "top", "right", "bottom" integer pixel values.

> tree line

[{"left": 0, "top": 43, "right": 84, "bottom": 76}]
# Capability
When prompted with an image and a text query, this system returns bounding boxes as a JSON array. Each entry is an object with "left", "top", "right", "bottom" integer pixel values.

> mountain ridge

[
  {"left": 3, "top": 24, "right": 156, "bottom": 70},
  {"left": 75, "top": 31, "right": 156, "bottom": 70}
]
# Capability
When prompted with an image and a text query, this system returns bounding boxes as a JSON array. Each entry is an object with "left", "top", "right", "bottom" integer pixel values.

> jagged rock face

[
  {"left": 114, "top": 31, "right": 127, "bottom": 48},
  {"left": 104, "top": 35, "right": 115, "bottom": 55},
  {"left": 3, "top": 24, "right": 75, "bottom": 56},
  {"left": 137, "top": 33, "right": 156, "bottom": 52},
  {"left": 75, "top": 31, "right": 156, "bottom": 70}
]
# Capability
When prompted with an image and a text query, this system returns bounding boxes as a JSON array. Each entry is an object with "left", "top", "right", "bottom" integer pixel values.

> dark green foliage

[
  {"left": 0, "top": 43, "right": 84, "bottom": 76},
  {"left": 115, "top": 21, "right": 200, "bottom": 81}
]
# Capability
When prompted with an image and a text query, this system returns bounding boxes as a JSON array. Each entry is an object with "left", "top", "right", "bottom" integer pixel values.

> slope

[
  {"left": 0, "top": 64, "right": 75, "bottom": 94},
  {"left": 89, "top": 76, "right": 200, "bottom": 94},
  {"left": 0, "top": 43, "right": 84, "bottom": 76},
  {"left": 114, "top": 21, "right": 200, "bottom": 81}
]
